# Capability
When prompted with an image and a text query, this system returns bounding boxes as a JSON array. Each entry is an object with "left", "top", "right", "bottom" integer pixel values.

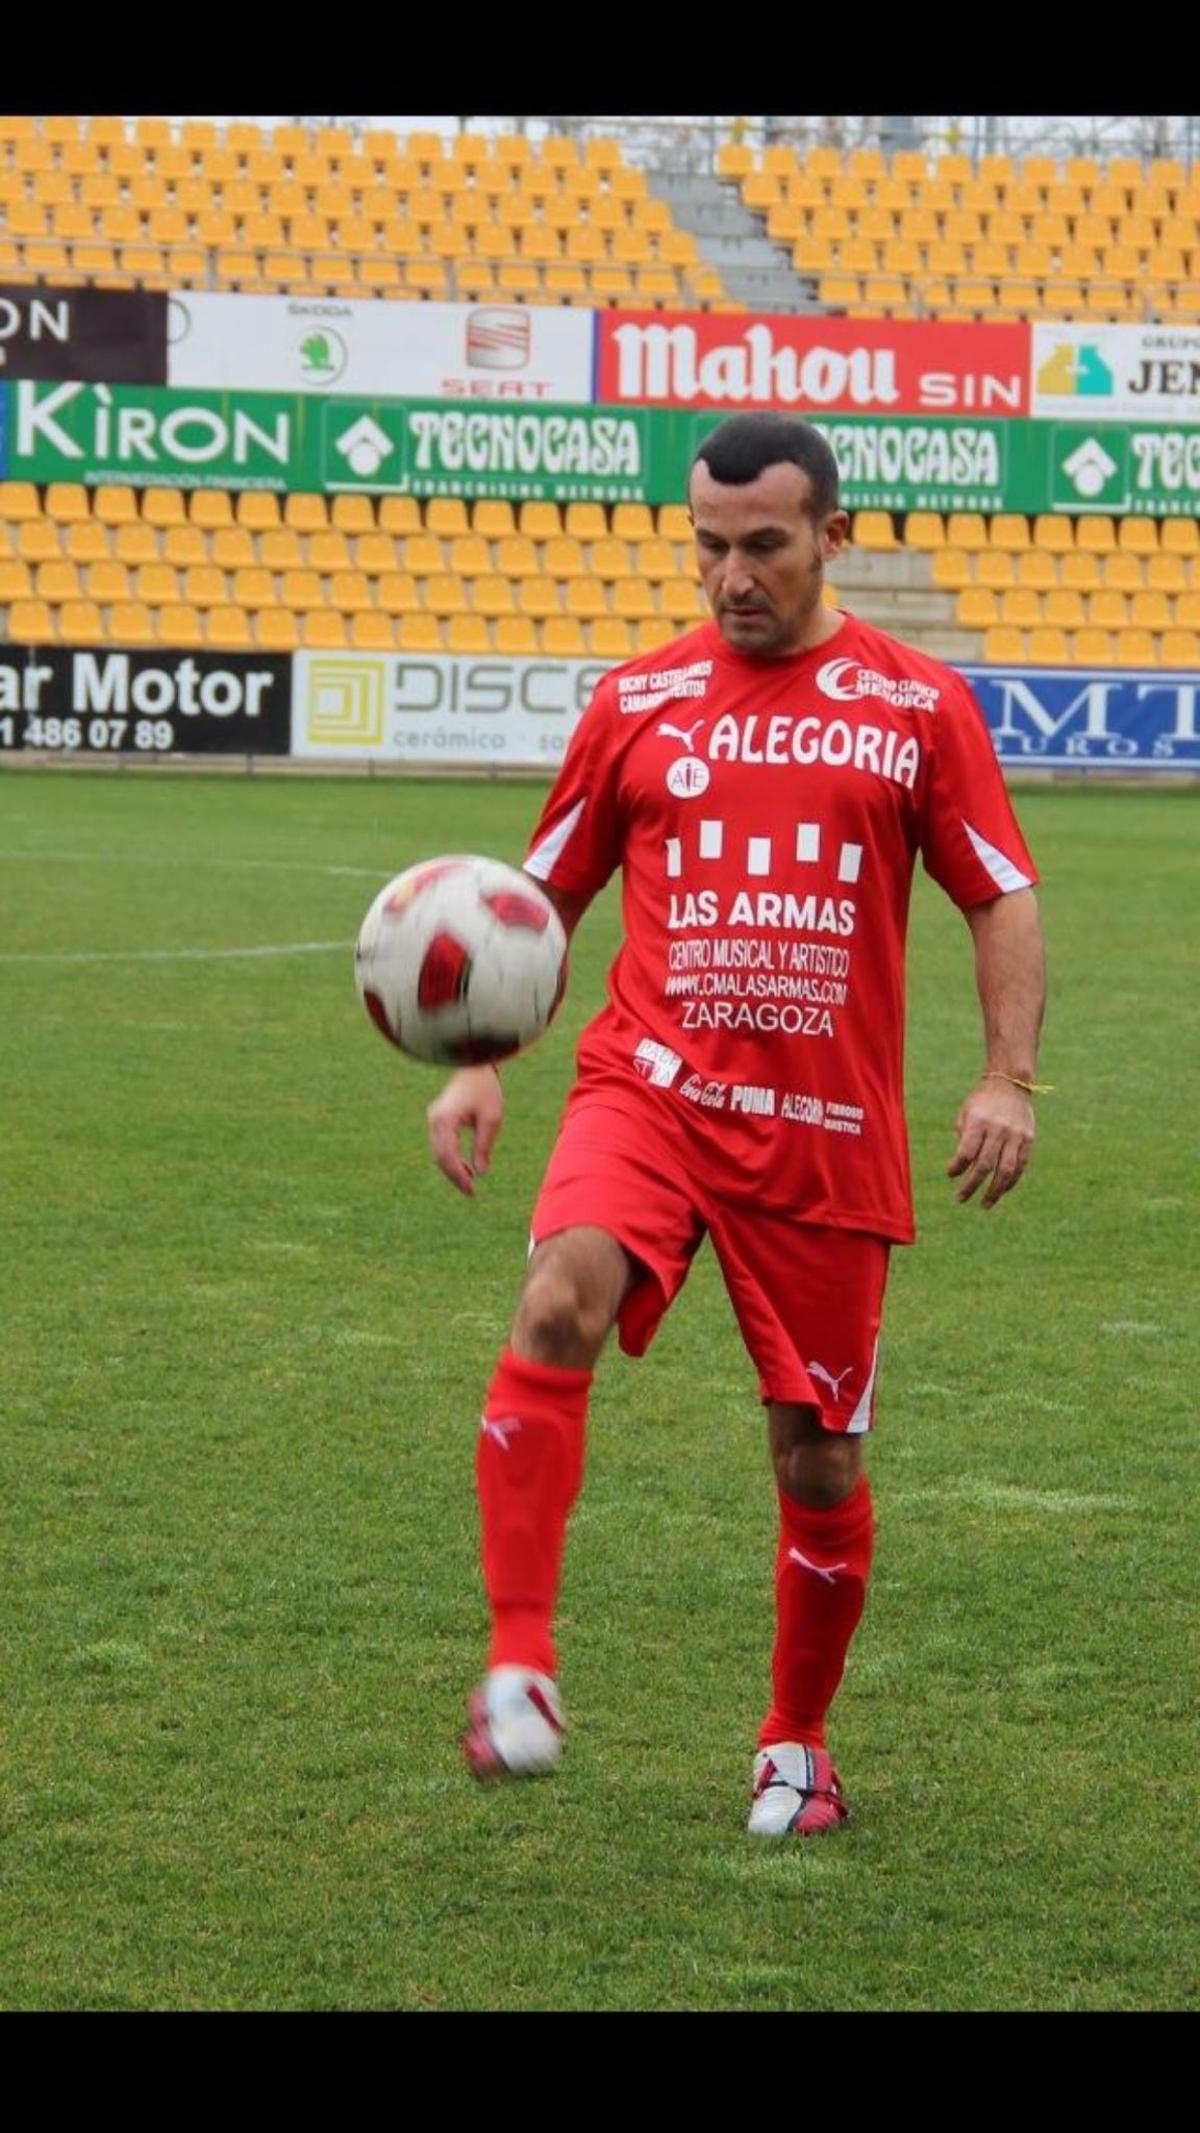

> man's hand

[
  {"left": 947, "top": 1075, "right": 1035, "bottom": 1210},
  {"left": 426, "top": 1065, "right": 504, "bottom": 1198}
]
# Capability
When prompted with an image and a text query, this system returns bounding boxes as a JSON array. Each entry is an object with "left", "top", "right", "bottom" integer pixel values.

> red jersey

[{"left": 524, "top": 612, "right": 1038, "bottom": 1244}]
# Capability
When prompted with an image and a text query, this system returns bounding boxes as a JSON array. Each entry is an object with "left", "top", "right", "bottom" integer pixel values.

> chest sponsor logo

[
  {"left": 666, "top": 757, "right": 711, "bottom": 798},
  {"left": 816, "top": 659, "right": 940, "bottom": 711},
  {"left": 632, "top": 1038, "right": 682, "bottom": 1087},
  {"left": 707, "top": 711, "right": 921, "bottom": 788}
]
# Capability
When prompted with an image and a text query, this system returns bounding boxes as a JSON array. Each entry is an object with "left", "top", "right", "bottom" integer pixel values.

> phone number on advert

[{"left": 1, "top": 716, "right": 175, "bottom": 752}]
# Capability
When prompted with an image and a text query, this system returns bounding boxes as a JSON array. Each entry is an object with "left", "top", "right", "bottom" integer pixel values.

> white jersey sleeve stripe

[
  {"left": 963, "top": 820, "right": 1034, "bottom": 895},
  {"left": 525, "top": 798, "right": 587, "bottom": 882}
]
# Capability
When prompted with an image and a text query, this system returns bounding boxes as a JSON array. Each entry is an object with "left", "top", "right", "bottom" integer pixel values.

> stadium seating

[
  {"left": 0, "top": 117, "right": 732, "bottom": 309},
  {"left": 719, "top": 140, "right": 1200, "bottom": 317},
  {"left": 2, "top": 482, "right": 1197, "bottom": 665}
]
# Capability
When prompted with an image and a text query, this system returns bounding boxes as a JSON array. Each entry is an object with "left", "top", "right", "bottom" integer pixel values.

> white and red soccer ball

[{"left": 354, "top": 854, "right": 568, "bottom": 1066}]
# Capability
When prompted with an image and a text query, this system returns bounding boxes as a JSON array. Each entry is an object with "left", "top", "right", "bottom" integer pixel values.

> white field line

[
  {"left": 0, "top": 849, "right": 386, "bottom": 879},
  {"left": 0, "top": 940, "right": 353, "bottom": 965}
]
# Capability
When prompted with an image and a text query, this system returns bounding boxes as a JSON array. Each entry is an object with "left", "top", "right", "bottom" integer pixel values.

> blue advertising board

[{"left": 963, "top": 665, "right": 1200, "bottom": 770}]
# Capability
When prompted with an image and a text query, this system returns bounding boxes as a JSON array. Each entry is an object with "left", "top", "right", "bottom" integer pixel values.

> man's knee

[
  {"left": 768, "top": 1404, "right": 862, "bottom": 1508},
  {"left": 513, "top": 1230, "right": 632, "bottom": 1368}
]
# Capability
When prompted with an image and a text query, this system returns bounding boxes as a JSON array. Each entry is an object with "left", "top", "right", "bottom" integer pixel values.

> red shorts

[{"left": 529, "top": 1099, "right": 890, "bottom": 1432}]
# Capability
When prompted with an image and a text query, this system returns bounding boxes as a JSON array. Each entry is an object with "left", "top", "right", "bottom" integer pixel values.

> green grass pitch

[{"left": 0, "top": 769, "right": 1195, "bottom": 2011}]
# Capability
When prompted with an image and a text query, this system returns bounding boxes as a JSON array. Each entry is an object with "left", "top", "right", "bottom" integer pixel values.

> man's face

[{"left": 689, "top": 458, "right": 849, "bottom": 656}]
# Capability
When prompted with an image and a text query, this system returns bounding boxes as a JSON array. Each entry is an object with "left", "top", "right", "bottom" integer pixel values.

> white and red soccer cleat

[
  {"left": 748, "top": 1744, "right": 848, "bottom": 1836},
  {"left": 462, "top": 1665, "right": 565, "bottom": 1781}
]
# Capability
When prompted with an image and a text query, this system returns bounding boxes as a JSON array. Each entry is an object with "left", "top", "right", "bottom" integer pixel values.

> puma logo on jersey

[
  {"left": 657, "top": 718, "right": 705, "bottom": 753},
  {"left": 787, "top": 1546, "right": 848, "bottom": 1585},
  {"left": 807, "top": 1360, "right": 852, "bottom": 1402}
]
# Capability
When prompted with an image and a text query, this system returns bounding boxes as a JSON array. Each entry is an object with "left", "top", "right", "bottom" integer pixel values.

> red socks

[
  {"left": 758, "top": 1475, "right": 874, "bottom": 1751},
  {"left": 477, "top": 1344, "right": 591, "bottom": 1677}
]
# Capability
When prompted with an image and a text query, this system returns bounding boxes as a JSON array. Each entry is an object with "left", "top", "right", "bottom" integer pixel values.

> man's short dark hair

[{"left": 690, "top": 413, "right": 840, "bottom": 520}]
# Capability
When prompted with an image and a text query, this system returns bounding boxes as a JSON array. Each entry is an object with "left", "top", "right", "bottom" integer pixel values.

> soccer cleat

[
  {"left": 462, "top": 1665, "right": 565, "bottom": 1781},
  {"left": 748, "top": 1743, "right": 848, "bottom": 1836}
]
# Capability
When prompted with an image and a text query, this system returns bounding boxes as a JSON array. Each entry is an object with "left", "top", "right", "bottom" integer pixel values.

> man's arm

[
  {"left": 425, "top": 878, "right": 591, "bottom": 1198},
  {"left": 946, "top": 886, "right": 1047, "bottom": 1211}
]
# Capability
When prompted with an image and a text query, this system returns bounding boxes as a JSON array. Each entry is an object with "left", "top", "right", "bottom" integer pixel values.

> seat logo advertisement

[{"left": 166, "top": 295, "right": 596, "bottom": 402}]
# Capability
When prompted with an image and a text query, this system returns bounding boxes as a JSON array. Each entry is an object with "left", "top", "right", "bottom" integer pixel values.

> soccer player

[{"left": 426, "top": 413, "right": 1046, "bottom": 1835}]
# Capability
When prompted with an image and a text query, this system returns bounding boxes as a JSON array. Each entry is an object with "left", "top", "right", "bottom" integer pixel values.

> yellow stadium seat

[
  {"left": 716, "top": 143, "right": 754, "bottom": 181},
  {"left": 63, "top": 522, "right": 111, "bottom": 565},
  {"left": 542, "top": 617, "right": 588, "bottom": 657},
  {"left": 1129, "top": 591, "right": 1171, "bottom": 631},
  {"left": 981, "top": 626, "right": 1025, "bottom": 662},
  {"left": 852, "top": 511, "right": 897, "bottom": 550},
  {"left": 1102, "top": 553, "right": 1144, "bottom": 593},
  {"left": 131, "top": 563, "right": 178, "bottom": 606},
  {"left": 1060, "top": 553, "right": 1102, "bottom": 593},
  {"left": 209, "top": 530, "right": 256, "bottom": 572},
  {"left": 17, "top": 521, "right": 64, "bottom": 564},
  {"left": 1015, "top": 552, "right": 1059, "bottom": 592},
  {"left": 472, "top": 575, "right": 515, "bottom": 618},
  {"left": 1161, "top": 629, "right": 1200, "bottom": 665},
  {"left": 0, "top": 481, "right": 43, "bottom": 524},
  {"left": 957, "top": 588, "right": 999, "bottom": 628},
  {"left": 304, "top": 532, "right": 349, "bottom": 575},
  {"left": 656, "top": 505, "right": 692, "bottom": 543},
  {"left": 999, "top": 589, "right": 1042, "bottom": 629},
  {"left": 565, "top": 576, "right": 609, "bottom": 620},
  {"left": 976, "top": 553, "right": 1016, "bottom": 590},
  {"left": 111, "top": 523, "right": 157, "bottom": 566},
  {"left": 518, "top": 502, "right": 563, "bottom": 540},
  {"left": 634, "top": 538, "right": 677, "bottom": 583},
  {"left": 229, "top": 567, "right": 273, "bottom": 612},
  {"left": 41, "top": 484, "right": 89, "bottom": 527},
  {"left": 7, "top": 599, "right": 56, "bottom": 644},
  {"left": 660, "top": 577, "right": 704, "bottom": 622},
  {"left": 35, "top": 558, "right": 81, "bottom": 603},
  {"left": 1146, "top": 554, "right": 1188, "bottom": 593},
  {"left": 396, "top": 614, "right": 443, "bottom": 652},
  {"left": 1069, "top": 627, "right": 1116, "bottom": 661},
  {"left": 375, "top": 574, "right": 419, "bottom": 617},
  {"left": 1086, "top": 590, "right": 1128, "bottom": 630},
  {"left": 471, "top": 501, "right": 518, "bottom": 543},
  {"left": 518, "top": 577, "right": 562, "bottom": 620},
  {"left": 373, "top": 498, "right": 421, "bottom": 539},
  {"left": 0, "top": 559, "right": 32, "bottom": 601},
  {"left": 1111, "top": 629, "right": 1157, "bottom": 667},
  {"left": 109, "top": 601, "right": 157, "bottom": 646},
  {"left": 1032, "top": 513, "right": 1074, "bottom": 554},
  {"left": 347, "top": 611, "right": 394, "bottom": 651},
  {"left": 424, "top": 498, "right": 469, "bottom": 538},
  {"left": 611, "top": 578, "right": 658, "bottom": 621},
  {"left": 281, "top": 570, "right": 325, "bottom": 613},
  {"left": 564, "top": 503, "right": 608, "bottom": 542},
  {"left": 398, "top": 535, "right": 442, "bottom": 578},
  {"left": 59, "top": 600, "right": 107, "bottom": 646},
  {"left": 138, "top": 488, "right": 185, "bottom": 531},
  {"left": 610, "top": 504, "right": 655, "bottom": 543},
  {"left": 444, "top": 614, "right": 490, "bottom": 653},
  {"left": 328, "top": 572, "right": 372, "bottom": 613},
  {"left": 1026, "top": 627, "right": 1070, "bottom": 665},
  {"left": 1076, "top": 515, "right": 1117, "bottom": 555},
  {"left": 990, "top": 514, "right": 1031, "bottom": 552},
  {"left": 1116, "top": 517, "right": 1159, "bottom": 556},
  {"left": 423, "top": 574, "right": 469, "bottom": 618},
  {"left": 903, "top": 513, "right": 945, "bottom": 550},
  {"left": 181, "top": 567, "right": 226, "bottom": 611},
  {"left": 352, "top": 534, "right": 396, "bottom": 578},
  {"left": 85, "top": 561, "right": 131, "bottom": 605},
  {"left": 946, "top": 512, "right": 989, "bottom": 552},
  {"left": 586, "top": 617, "right": 633, "bottom": 661},
  {"left": 930, "top": 549, "right": 971, "bottom": 591},
  {"left": 328, "top": 495, "right": 375, "bottom": 538},
  {"left": 635, "top": 616, "right": 677, "bottom": 652},
  {"left": 489, "top": 616, "right": 536, "bottom": 656},
  {"left": 1161, "top": 518, "right": 1200, "bottom": 557},
  {"left": 156, "top": 604, "right": 204, "bottom": 649},
  {"left": 300, "top": 610, "right": 349, "bottom": 650}
]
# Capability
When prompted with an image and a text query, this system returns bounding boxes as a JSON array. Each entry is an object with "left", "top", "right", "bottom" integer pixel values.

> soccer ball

[{"left": 354, "top": 854, "right": 568, "bottom": 1066}]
